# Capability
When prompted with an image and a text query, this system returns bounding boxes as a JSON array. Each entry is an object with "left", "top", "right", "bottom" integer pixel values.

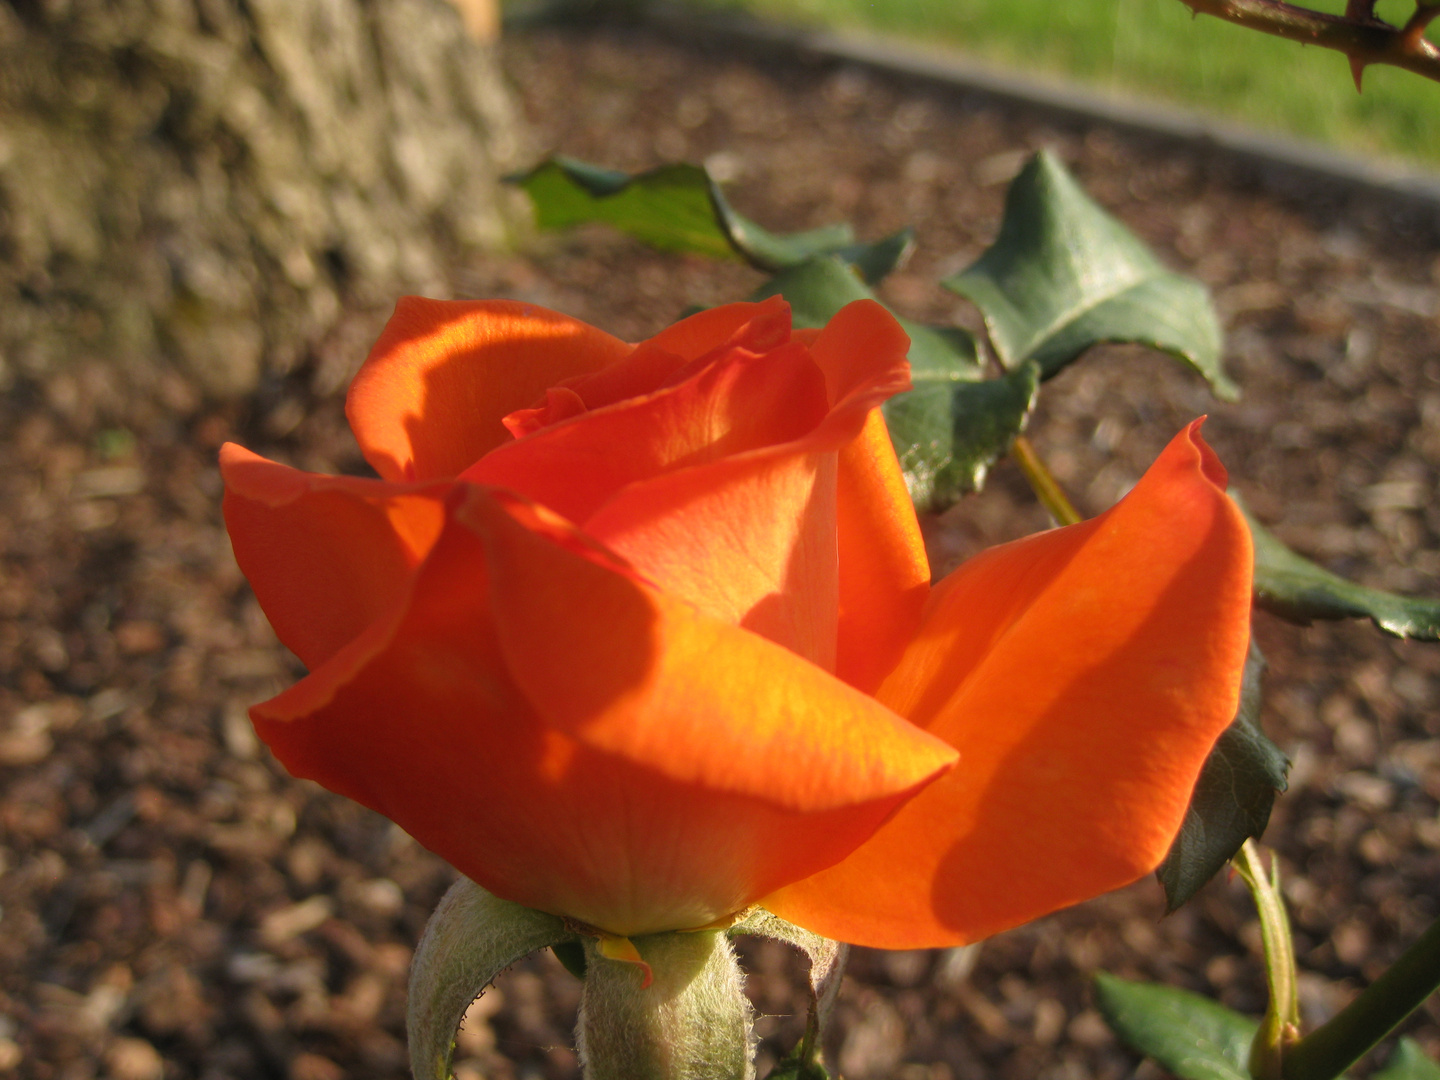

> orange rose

[{"left": 221, "top": 296, "right": 1252, "bottom": 946}]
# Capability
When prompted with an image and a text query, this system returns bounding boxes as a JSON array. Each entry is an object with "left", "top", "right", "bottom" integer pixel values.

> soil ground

[{"left": 2, "top": 19, "right": 1439, "bottom": 1080}]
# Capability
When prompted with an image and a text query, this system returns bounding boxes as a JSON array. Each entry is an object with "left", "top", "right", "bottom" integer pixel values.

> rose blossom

[{"left": 221, "top": 295, "right": 1252, "bottom": 946}]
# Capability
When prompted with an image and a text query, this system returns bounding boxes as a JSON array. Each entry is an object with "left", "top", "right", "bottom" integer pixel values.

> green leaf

[
  {"left": 408, "top": 877, "right": 576, "bottom": 1080},
  {"left": 1094, "top": 972, "right": 1257, "bottom": 1080},
  {"left": 883, "top": 360, "right": 1040, "bottom": 512},
  {"left": 834, "top": 227, "right": 916, "bottom": 285},
  {"left": 943, "top": 150, "right": 1235, "bottom": 399},
  {"left": 1376, "top": 1039, "right": 1440, "bottom": 1080},
  {"left": 1158, "top": 634, "right": 1289, "bottom": 911},
  {"left": 1239, "top": 496, "right": 1440, "bottom": 640},
  {"left": 712, "top": 187, "right": 856, "bottom": 272},
  {"left": 752, "top": 255, "right": 982, "bottom": 378},
  {"left": 514, "top": 156, "right": 856, "bottom": 271}
]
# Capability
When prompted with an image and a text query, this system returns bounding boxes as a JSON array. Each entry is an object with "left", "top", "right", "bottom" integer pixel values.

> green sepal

[
  {"left": 752, "top": 255, "right": 982, "bottom": 378},
  {"left": 944, "top": 150, "right": 1234, "bottom": 398},
  {"left": 1376, "top": 1039, "right": 1440, "bottom": 1080},
  {"left": 1094, "top": 972, "right": 1257, "bottom": 1080},
  {"left": 552, "top": 939, "right": 588, "bottom": 980},
  {"left": 1239, "top": 494, "right": 1440, "bottom": 639},
  {"left": 513, "top": 156, "right": 856, "bottom": 272},
  {"left": 407, "top": 877, "right": 576, "bottom": 1080},
  {"left": 733, "top": 909, "right": 847, "bottom": 1079},
  {"left": 884, "top": 360, "right": 1040, "bottom": 512},
  {"left": 1158, "top": 633, "right": 1289, "bottom": 911}
]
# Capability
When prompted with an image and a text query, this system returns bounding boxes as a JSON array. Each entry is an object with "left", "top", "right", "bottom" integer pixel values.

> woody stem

[{"left": 1173, "top": 0, "right": 1440, "bottom": 83}]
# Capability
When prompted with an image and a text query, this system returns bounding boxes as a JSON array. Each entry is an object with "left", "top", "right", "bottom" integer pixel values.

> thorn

[{"left": 1349, "top": 54, "right": 1367, "bottom": 91}]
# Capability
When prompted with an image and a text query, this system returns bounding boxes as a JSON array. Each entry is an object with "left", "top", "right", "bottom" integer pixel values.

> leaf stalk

[
  {"left": 1233, "top": 841, "right": 1301, "bottom": 1078},
  {"left": 1010, "top": 436, "right": 1082, "bottom": 526}
]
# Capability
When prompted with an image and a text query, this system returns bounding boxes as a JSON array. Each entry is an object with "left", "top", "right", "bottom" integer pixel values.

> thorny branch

[{"left": 1176, "top": 0, "right": 1440, "bottom": 88}]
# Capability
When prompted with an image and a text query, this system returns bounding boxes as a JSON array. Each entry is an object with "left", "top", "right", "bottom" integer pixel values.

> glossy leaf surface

[
  {"left": 753, "top": 255, "right": 982, "bottom": 379},
  {"left": 515, "top": 157, "right": 854, "bottom": 270},
  {"left": 1094, "top": 973, "right": 1256, "bottom": 1080},
  {"left": 1158, "top": 635, "right": 1289, "bottom": 911},
  {"left": 1242, "top": 497, "right": 1440, "bottom": 640},
  {"left": 944, "top": 151, "right": 1234, "bottom": 398},
  {"left": 883, "top": 360, "right": 1040, "bottom": 511}
]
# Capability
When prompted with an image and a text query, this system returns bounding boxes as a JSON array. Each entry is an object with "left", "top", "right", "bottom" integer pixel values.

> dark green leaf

[
  {"left": 1157, "top": 635, "right": 1289, "bottom": 911},
  {"left": 883, "top": 361, "right": 1039, "bottom": 512},
  {"left": 710, "top": 185, "right": 855, "bottom": 271},
  {"left": 514, "top": 156, "right": 856, "bottom": 271},
  {"left": 752, "top": 255, "right": 982, "bottom": 378},
  {"left": 834, "top": 228, "right": 916, "bottom": 285},
  {"left": 1239, "top": 496, "right": 1440, "bottom": 640},
  {"left": 1094, "top": 972, "right": 1257, "bottom": 1080},
  {"left": 1376, "top": 1039, "right": 1440, "bottom": 1080},
  {"left": 943, "top": 151, "right": 1234, "bottom": 399},
  {"left": 516, "top": 158, "right": 734, "bottom": 259}
]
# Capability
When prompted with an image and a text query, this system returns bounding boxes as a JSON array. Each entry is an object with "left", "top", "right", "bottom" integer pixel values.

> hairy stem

[
  {"left": 1175, "top": 0, "right": 1440, "bottom": 84},
  {"left": 578, "top": 930, "right": 755, "bottom": 1080}
]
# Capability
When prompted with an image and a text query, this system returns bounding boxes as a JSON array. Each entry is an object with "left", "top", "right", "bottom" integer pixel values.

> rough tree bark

[{"left": 0, "top": 0, "right": 526, "bottom": 406}]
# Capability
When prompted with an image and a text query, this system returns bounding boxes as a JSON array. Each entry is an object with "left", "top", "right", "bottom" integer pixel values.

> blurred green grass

[{"left": 682, "top": 0, "right": 1440, "bottom": 165}]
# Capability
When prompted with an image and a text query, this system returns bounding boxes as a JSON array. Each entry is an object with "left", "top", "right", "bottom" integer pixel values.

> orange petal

[
  {"left": 834, "top": 408, "right": 931, "bottom": 694},
  {"left": 588, "top": 450, "right": 839, "bottom": 667},
  {"left": 558, "top": 299, "right": 794, "bottom": 414},
  {"left": 219, "top": 443, "right": 449, "bottom": 669},
  {"left": 808, "top": 299, "right": 912, "bottom": 408},
  {"left": 564, "top": 304, "right": 916, "bottom": 663},
  {"left": 347, "top": 298, "right": 632, "bottom": 481},
  {"left": 460, "top": 487, "right": 957, "bottom": 814},
  {"left": 645, "top": 297, "right": 791, "bottom": 362},
  {"left": 252, "top": 485, "right": 955, "bottom": 937},
  {"left": 765, "top": 421, "right": 1253, "bottom": 948},
  {"left": 462, "top": 341, "right": 830, "bottom": 527}
]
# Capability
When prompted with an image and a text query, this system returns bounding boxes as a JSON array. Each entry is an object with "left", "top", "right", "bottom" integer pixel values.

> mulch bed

[{"left": 3, "top": 18, "right": 1439, "bottom": 1080}]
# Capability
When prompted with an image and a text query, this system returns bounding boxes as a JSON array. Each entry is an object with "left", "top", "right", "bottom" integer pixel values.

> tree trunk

[{"left": 0, "top": 0, "right": 526, "bottom": 406}]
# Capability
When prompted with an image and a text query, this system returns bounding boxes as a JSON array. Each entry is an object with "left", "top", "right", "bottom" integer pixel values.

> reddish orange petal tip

[
  {"left": 809, "top": 300, "right": 912, "bottom": 408},
  {"left": 1182, "top": 416, "right": 1227, "bottom": 489},
  {"left": 347, "top": 297, "right": 632, "bottom": 481},
  {"left": 645, "top": 298, "right": 791, "bottom": 362},
  {"left": 597, "top": 934, "right": 653, "bottom": 988}
]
